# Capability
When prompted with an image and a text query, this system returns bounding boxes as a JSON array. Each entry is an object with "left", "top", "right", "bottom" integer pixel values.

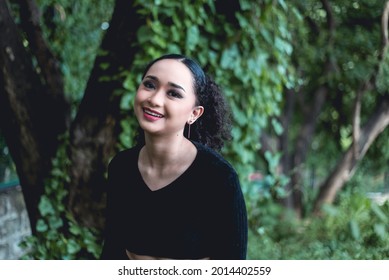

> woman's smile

[{"left": 143, "top": 107, "right": 164, "bottom": 121}]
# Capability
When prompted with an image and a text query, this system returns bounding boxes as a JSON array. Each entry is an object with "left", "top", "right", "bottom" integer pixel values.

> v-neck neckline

[{"left": 136, "top": 141, "right": 200, "bottom": 193}]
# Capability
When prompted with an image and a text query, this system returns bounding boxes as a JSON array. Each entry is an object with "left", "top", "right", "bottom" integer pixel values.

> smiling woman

[{"left": 100, "top": 54, "right": 248, "bottom": 260}]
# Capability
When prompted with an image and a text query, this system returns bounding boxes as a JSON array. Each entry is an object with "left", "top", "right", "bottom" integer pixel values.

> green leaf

[
  {"left": 120, "top": 93, "right": 134, "bottom": 110},
  {"left": 48, "top": 216, "right": 63, "bottom": 230},
  {"left": 36, "top": 219, "right": 48, "bottom": 233},
  {"left": 220, "top": 44, "right": 239, "bottom": 69},
  {"left": 186, "top": 25, "right": 200, "bottom": 51},
  {"left": 99, "top": 62, "right": 110, "bottom": 70},
  {"left": 69, "top": 225, "right": 82, "bottom": 235},
  {"left": 264, "top": 151, "right": 281, "bottom": 173},
  {"left": 271, "top": 119, "right": 284, "bottom": 135},
  {"left": 38, "top": 196, "right": 55, "bottom": 216},
  {"left": 67, "top": 239, "right": 81, "bottom": 255}
]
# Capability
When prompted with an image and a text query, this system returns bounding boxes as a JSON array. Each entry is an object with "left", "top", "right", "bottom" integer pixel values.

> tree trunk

[
  {"left": 0, "top": 0, "right": 69, "bottom": 231},
  {"left": 67, "top": 0, "right": 145, "bottom": 230},
  {"left": 314, "top": 96, "right": 389, "bottom": 213}
]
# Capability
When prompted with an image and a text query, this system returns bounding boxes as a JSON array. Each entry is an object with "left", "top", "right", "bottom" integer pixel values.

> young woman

[{"left": 101, "top": 54, "right": 248, "bottom": 260}]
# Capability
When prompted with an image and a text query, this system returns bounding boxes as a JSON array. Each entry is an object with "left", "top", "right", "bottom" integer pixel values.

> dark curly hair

[{"left": 135, "top": 54, "right": 232, "bottom": 151}]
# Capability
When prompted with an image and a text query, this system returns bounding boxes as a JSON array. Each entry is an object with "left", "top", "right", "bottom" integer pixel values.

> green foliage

[
  {"left": 246, "top": 151, "right": 290, "bottom": 214},
  {"left": 291, "top": 0, "right": 388, "bottom": 155},
  {"left": 248, "top": 191, "right": 389, "bottom": 259},
  {"left": 19, "top": 137, "right": 101, "bottom": 259}
]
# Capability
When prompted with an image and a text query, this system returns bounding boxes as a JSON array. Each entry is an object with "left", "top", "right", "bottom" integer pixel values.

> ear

[{"left": 188, "top": 106, "right": 204, "bottom": 124}]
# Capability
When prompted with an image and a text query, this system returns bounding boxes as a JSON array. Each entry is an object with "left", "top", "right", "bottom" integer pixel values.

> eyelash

[{"left": 142, "top": 80, "right": 183, "bottom": 99}]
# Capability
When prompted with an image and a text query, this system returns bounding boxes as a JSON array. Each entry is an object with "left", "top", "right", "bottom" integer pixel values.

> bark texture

[{"left": 0, "top": 0, "right": 69, "bottom": 231}]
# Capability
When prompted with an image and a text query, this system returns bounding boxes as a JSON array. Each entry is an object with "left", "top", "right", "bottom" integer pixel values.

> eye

[
  {"left": 167, "top": 90, "right": 183, "bottom": 99},
  {"left": 143, "top": 80, "right": 155, "bottom": 90}
]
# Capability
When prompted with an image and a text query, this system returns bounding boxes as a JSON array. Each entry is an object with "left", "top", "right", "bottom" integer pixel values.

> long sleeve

[
  {"left": 211, "top": 169, "right": 248, "bottom": 259},
  {"left": 100, "top": 157, "right": 127, "bottom": 260}
]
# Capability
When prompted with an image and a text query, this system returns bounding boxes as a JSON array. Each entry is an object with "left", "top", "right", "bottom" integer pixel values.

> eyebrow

[{"left": 144, "top": 75, "right": 186, "bottom": 92}]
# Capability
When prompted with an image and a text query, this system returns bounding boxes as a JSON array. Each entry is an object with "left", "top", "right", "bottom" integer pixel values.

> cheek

[
  {"left": 133, "top": 92, "right": 144, "bottom": 118},
  {"left": 134, "top": 90, "right": 144, "bottom": 106}
]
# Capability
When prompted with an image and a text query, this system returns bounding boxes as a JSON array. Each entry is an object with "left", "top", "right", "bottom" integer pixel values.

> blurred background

[{"left": 1, "top": 0, "right": 388, "bottom": 259}]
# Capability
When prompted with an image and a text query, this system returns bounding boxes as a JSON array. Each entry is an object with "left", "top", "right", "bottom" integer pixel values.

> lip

[{"left": 142, "top": 107, "right": 164, "bottom": 121}]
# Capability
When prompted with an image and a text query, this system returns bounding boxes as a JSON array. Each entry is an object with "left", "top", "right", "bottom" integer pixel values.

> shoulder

[
  {"left": 192, "top": 141, "right": 238, "bottom": 180},
  {"left": 108, "top": 145, "right": 141, "bottom": 171},
  {"left": 192, "top": 142, "right": 246, "bottom": 213}
]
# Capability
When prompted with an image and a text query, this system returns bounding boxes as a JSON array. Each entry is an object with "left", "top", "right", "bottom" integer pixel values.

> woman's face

[{"left": 134, "top": 59, "right": 203, "bottom": 138}]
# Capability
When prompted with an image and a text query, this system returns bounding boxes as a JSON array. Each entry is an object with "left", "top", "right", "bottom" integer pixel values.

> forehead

[{"left": 145, "top": 59, "right": 194, "bottom": 89}]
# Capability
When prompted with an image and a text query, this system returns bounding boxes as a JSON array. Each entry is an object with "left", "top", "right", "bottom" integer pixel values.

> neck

[{"left": 142, "top": 133, "right": 192, "bottom": 168}]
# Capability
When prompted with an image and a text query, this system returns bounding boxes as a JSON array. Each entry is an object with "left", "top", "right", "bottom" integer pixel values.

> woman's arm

[{"left": 212, "top": 169, "right": 248, "bottom": 260}]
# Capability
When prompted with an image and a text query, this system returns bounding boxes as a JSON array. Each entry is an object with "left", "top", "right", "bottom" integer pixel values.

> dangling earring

[{"left": 187, "top": 122, "right": 191, "bottom": 139}]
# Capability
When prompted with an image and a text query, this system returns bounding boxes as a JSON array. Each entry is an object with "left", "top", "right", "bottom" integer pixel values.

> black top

[{"left": 100, "top": 141, "right": 248, "bottom": 259}]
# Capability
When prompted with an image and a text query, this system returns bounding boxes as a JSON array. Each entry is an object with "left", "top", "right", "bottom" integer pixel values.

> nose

[{"left": 147, "top": 89, "right": 164, "bottom": 106}]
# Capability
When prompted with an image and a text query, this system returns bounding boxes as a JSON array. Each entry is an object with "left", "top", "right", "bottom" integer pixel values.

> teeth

[{"left": 144, "top": 109, "right": 163, "bottom": 118}]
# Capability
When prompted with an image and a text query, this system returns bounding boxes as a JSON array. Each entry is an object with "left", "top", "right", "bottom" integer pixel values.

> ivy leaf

[
  {"left": 36, "top": 219, "right": 48, "bottom": 233},
  {"left": 69, "top": 224, "right": 83, "bottom": 236},
  {"left": 67, "top": 239, "right": 81, "bottom": 255},
  {"left": 38, "top": 196, "right": 55, "bottom": 216},
  {"left": 48, "top": 216, "right": 63, "bottom": 230},
  {"left": 271, "top": 119, "right": 284, "bottom": 135},
  {"left": 120, "top": 93, "right": 134, "bottom": 110},
  {"left": 220, "top": 44, "right": 239, "bottom": 69},
  {"left": 186, "top": 25, "right": 200, "bottom": 51}
]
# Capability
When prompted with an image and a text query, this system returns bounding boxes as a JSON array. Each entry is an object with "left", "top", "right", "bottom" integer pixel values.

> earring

[
  {"left": 187, "top": 123, "right": 191, "bottom": 139},
  {"left": 187, "top": 119, "right": 194, "bottom": 139}
]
